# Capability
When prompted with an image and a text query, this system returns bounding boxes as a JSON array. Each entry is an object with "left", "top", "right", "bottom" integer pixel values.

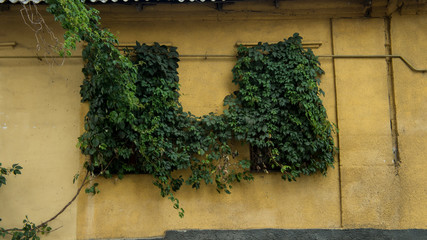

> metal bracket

[
  {"left": 216, "top": 3, "right": 223, "bottom": 11},
  {"left": 136, "top": 3, "right": 143, "bottom": 12},
  {"left": 236, "top": 41, "right": 323, "bottom": 49},
  {"left": 0, "top": 42, "right": 17, "bottom": 48},
  {"left": 386, "top": 0, "right": 404, "bottom": 16},
  {"left": 364, "top": 0, "right": 373, "bottom": 17}
]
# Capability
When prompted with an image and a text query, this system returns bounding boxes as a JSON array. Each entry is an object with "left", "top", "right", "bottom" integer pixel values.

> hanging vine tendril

[{"left": 20, "top": 3, "right": 65, "bottom": 65}]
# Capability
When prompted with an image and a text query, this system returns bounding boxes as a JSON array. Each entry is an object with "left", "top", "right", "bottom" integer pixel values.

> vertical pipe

[
  {"left": 384, "top": 17, "right": 401, "bottom": 173},
  {"left": 384, "top": 16, "right": 403, "bottom": 228},
  {"left": 330, "top": 18, "right": 343, "bottom": 228}
]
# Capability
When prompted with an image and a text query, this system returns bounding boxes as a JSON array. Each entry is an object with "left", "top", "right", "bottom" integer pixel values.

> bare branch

[{"left": 20, "top": 3, "right": 65, "bottom": 66}]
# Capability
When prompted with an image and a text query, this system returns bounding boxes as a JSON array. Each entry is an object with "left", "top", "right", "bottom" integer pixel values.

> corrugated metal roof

[
  {"left": 0, "top": 0, "right": 44, "bottom": 3},
  {"left": 0, "top": 0, "right": 228, "bottom": 3}
]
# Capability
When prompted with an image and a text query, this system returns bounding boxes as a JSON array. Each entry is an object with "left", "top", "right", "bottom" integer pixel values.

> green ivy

[
  {"left": 224, "top": 33, "right": 337, "bottom": 181},
  {"left": 120, "top": 43, "right": 253, "bottom": 216},
  {"left": 44, "top": 0, "right": 336, "bottom": 217},
  {"left": 1, "top": 163, "right": 52, "bottom": 239},
  {"left": 1, "top": 217, "right": 51, "bottom": 240},
  {"left": 1, "top": 2, "right": 336, "bottom": 238},
  {"left": 46, "top": 0, "right": 252, "bottom": 217},
  {"left": 0, "top": 163, "right": 22, "bottom": 188}
]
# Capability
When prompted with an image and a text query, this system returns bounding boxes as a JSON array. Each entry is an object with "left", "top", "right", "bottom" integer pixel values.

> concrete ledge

[{"left": 161, "top": 229, "right": 427, "bottom": 240}]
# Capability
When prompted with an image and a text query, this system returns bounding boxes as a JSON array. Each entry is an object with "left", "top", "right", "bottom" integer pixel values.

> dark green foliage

[
  {"left": 47, "top": 0, "right": 140, "bottom": 194},
  {"left": 0, "top": 164, "right": 52, "bottom": 239},
  {"left": 119, "top": 43, "right": 253, "bottom": 216},
  {"left": 44, "top": 0, "right": 335, "bottom": 218},
  {"left": 1, "top": 217, "right": 51, "bottom": 240},
  {"left": 45, "top": 0, "right": 253, "bottom": 213},
  {"left": 84, "top": 182, "right": 100, "bottom": 194},
  {"left": 224, "top": 33, "right": 337, "bottom": 181},
  {"left": 0, "top": 163, "right": 23, "bottom": 237},
  {"left": 0, "top": 163, "right": 22, "bottom": 188},
  {"left": 2, "top": 1, "right": 336, "bottom": 238}
]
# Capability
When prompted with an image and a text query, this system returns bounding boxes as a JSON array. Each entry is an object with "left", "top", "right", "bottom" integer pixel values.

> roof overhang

[{"left": 0, "top": 0, "right": 243, "bottom": 3}]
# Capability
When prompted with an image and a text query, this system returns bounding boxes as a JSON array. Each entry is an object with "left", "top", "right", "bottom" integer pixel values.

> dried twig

[{"left": 20, "top": 3, "right": 65, "bottom": 66}]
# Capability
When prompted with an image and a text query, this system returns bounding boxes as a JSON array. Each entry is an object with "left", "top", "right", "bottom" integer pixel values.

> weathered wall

[
  {"left": 391, "top": 14, "right": 427, "bottom": 228},
  {"left": 332, "top": 18, "right": 401, "bottom": 228},
  {"left": 0, "top": 9, "right": 82, "bottom": 240},
  {"left": 76, "top": 8, "right": 341, "bottom": 239},
  {"left": 0, "top": 1, "right": 426, "bottom": 240}
]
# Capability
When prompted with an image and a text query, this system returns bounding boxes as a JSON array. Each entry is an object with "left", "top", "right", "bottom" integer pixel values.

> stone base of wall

[
  {"left": 102, "top": 228, "right": 427, "bottom": 240},
  {"left": 160, "top": 228, "right": 427, "bottom": 240}
]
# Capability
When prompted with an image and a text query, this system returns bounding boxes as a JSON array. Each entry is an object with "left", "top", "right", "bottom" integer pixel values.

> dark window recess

[{"left": 249, "top": 145, "right": 277, "bottom": 173}]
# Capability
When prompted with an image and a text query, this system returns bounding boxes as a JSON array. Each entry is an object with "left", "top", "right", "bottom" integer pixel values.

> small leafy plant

[
  {"left": 0, "top": 163, "right": 22, "bottom": 187},
  {"left": 1, "top": 217, "right": 51, "bottom": 240},
  {"left": 0, "top": 163, "right": 52, "bottom": 239}
]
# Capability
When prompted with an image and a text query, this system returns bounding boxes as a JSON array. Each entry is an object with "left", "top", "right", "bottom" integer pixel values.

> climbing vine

[
  {"left": 122, "top": 43, "right": 253, "bottom": 202},
  {"left": 47, "top": 0, "right": 336, "bottom": 215},
  {"left": 224, "top": 34, "right": 337, "bottom": 180},
  {"left": 46, "top": 0, "right": 253, "bottom": 217},
  {"left": 0, "top": 163, "right": 53, "bottom": 240},
  {"left": 2, "top": 2, "right": 337, "bottom": 238}
]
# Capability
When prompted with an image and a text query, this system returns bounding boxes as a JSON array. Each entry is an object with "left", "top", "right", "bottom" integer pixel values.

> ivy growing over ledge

[
  {"left": 225, "top": 34, "right": 337, "bottom": 181},
  {"left": 117, "top": 43, "right": 254, "bottom": 212},
  {"left": 45, "top": 0, "right": 336, "bottom": 217}
]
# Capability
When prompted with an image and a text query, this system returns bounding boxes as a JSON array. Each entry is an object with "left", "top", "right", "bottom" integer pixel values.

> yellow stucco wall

[
  {"left": 333, "top": 18, "right": 401, "bottom": 228},
  {"left": 0, "top": 10, "right": 82, "bottom": 240},
  {"left": 76, "top": 6, "right": 341, "bottom": 239},
  {"left": 391, "top": 14, "right": 427, "bottom": 228},
  {"left": 0, "top": 1, "right": 426, "bottom": 239}
]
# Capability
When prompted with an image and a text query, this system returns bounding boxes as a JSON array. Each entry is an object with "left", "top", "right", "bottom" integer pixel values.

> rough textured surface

[
  {"left": 0, "top": 2, "right": 426, "bottom": 240},
  {"left": 391, "top": 14, "right": 427, "bottom": 229},
  {"left": 161, "top": 229, "right": 427, "bottom": 240},
  {"left": 76, "top": 6, "right": 341, "bottom": 239},
  {"left": 0, "top": 8, "right": 82, "bottom": 240},
  {"left": 332, "top": 18, "right": 401, "bottom": 228},
  {"left": 94, "top": 229, "right": 427, "bottom": 240}
]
